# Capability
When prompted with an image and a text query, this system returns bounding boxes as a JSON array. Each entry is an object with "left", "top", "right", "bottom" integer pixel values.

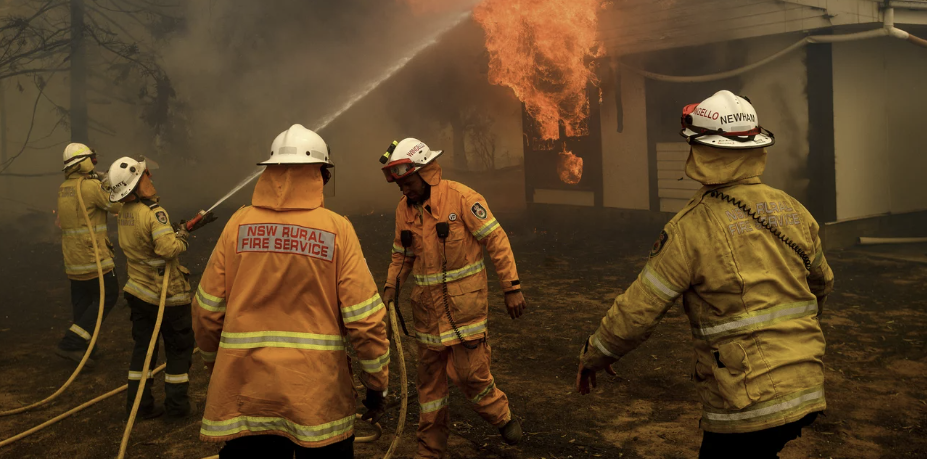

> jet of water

[{"left": 204, "top": 11, "right": 472, "bottom": 214}]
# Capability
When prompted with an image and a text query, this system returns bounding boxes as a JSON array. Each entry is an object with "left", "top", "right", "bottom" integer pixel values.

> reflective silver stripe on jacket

[
  {"left": 640, "top": 263, "right": 683, "bottom": 302},
  {"left": 341, "top": 294, "right": 384, "bottom": 323},
  {"left": 392, "top": 244, "right": 415, "bottom": 257},
  {"left": 472, "top": 218, "right": 500, "bottom": 241},
  {"left": 703, "top": 387, "right": 824, "bottom": 422},
  {"left": 219, "top": 331, "right": 345, "bottom": 351},
  {"left": 416, "top": 320, "right": 487, "bottom": 346},
  {"left": 358, "top": 350, "right": 391, "bottom": 374},
  {"left": 413, "top": 259, "right": 485, "bottom": 286},
  {"left": 65, "top": 258, "right": 115, "bottom": 274},
  {"left": 693, "top": 300, "right": 818, "bottom": 340},
  {"left": 200, "top": 414, "right": 354, "bottom": 442},
  {"left": 196, "top": 284, "right": 226, "bottom": 313},
  {"left": 62, "top": 224, "right": 108, "bottom": 236}
]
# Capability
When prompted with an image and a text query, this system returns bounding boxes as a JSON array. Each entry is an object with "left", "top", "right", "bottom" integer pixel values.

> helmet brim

[
  {"left": 62, "top": 155, "right": 91, "bottom": 171},
  {"left": 681, "top": 128, "right": 774, "bottom": 150}
]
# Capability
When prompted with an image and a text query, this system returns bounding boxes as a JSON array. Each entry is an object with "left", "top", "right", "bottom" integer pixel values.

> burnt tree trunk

[{"left": 70, "top": 0, "right": 88, "bottom": 143}]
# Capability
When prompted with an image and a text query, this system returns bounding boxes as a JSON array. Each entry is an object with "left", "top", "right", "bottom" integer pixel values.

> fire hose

[
  {"left": 0, "top": 176, "right": 105, "bottom": 417},
  {"left": 117, "top": 260, "right": 172, "bottom": 459},
  {"left": 0, "top": 216, "right": 408, "bottom": 458}
]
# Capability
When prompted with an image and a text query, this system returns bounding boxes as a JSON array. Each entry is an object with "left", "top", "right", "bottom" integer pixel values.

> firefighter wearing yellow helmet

[
  {"left": 108, "top": 156, "right": 196, "bottom": 420},
  {"left": 55, "top": 143, "right": 122, "bottom": 364},
  {"left": 577, "top": 90, "right": 834, "bottom": 457}
]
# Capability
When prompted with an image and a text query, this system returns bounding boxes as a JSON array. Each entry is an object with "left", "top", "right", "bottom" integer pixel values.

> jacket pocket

[
  {"left": 710, "top": 341, "right": 758, "bottom": 410},
  {"left": 167, "top": 264, "right": 192, "bottom": 298}
]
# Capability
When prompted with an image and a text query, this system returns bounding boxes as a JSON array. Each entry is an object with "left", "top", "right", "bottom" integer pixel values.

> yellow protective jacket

[
  {"left": 58, "top": 160, "right": 121, "bottom": 280},
  {"left": 582, "top": 145, "right": 834, "bottom": 434},
  {"left": 385, "top": 162, "right": 521, "bottom": 347},
  {"left": 192, "top": 165, "right": 390, "bottom": 448},
  {"left": 117, "top": 197, "right": 192, "bottom": 306}
]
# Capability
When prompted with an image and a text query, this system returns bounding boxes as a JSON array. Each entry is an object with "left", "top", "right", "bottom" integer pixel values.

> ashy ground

[{"left": 1, "top": 211, "right": 925, "bottom": 458}]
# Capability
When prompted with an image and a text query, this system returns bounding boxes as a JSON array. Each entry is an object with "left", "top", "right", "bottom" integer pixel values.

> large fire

[
  {"left": 473, "top": 0, "right": 603, "bottom": 140},
  {"left": 557, "top": 145, "right": 583, "bottom": 185}
]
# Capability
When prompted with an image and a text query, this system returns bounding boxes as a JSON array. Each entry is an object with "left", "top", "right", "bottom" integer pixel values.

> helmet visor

[{"left": 385, "top": 162, "right": 418, "bottom": 181}]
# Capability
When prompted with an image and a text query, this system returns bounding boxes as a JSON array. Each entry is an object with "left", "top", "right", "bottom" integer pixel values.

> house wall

[
  {"left": 832, "top": 36, "right": 927, "bottom": 221},
  {"left": 598, "top": 33, "right": 811, "bottom": 213},
  {"left": 600, "top": 68, "right": 650, "bottom": 210}
]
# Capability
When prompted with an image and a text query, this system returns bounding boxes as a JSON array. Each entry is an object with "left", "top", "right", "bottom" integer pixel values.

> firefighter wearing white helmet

[
  {"left": 193, "top": 124, "right": 390, "bottom": 455},
  {"left": 680, "top": 90, "right": 775, "bottom": 149},
  {"left": 381, "top": 137, "right": 527, "bottom": 457},
  {"left": 55, "top": 143, "right": 122, "bottom": 364},
  {"left": 579, "top": 90, "right": 833, "bottom": 457},
  {"left": 108, "top": 155, "right": 196, "bottom": 420}
]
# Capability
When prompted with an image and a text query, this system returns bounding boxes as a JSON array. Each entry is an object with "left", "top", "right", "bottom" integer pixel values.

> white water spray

[{"left": 204, "top": 11, "right": 472, "bottom": 213}]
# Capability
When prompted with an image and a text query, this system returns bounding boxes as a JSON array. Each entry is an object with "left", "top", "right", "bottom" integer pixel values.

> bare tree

[
  {"left": 0, "top": 0, "right": 182, "bottom": 175},
  {"left": 461, "top": 108, "right": 503, "bottom": 172}
]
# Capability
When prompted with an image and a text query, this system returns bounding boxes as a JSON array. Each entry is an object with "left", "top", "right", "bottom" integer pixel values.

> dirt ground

[{"left": 1, "top": 209, "right": 926, "bottom": 458}]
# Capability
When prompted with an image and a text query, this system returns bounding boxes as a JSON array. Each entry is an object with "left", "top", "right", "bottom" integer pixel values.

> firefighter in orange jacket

[
  {"left": 381, "top": 138, "right": 527, "bottom": 458},
  {"left": 193, "top": 125, "right": 390, "bottom": 458},
  {"left": 577, "top": 91, "right": 834, "bottom": 458}
]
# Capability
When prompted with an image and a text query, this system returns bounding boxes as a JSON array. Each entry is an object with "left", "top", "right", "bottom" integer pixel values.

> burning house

[{"left": 522, "top": 0, "right": 927, "bottom": 249}]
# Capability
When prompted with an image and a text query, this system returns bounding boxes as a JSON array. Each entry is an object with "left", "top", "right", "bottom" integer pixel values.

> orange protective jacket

[
  {"left": 193, "top": 165, "right": 390, "bottom": 448},
  {"left": 384, "top": 163, "right": 520, "bottom": 347}
]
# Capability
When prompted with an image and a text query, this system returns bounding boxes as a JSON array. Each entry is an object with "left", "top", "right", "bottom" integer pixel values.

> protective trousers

[
  {"left": 58, "top": 270, "right": 119, "bottom": 351},
  {"left": 699, "top": 412, "right": 820, "bottom": 458},
  {"left": 415, "top": 341, "right": 510, "bottom": 459},
  {"left": 219, "top": 435, "right": 355, "bottom": 459},
  {"left": 125, "top": 293, "right": 194, "bottom": 417}
]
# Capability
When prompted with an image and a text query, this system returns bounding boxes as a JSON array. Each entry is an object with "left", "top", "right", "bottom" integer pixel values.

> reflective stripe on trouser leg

[
  {"left": 416, "top": 344, "right": 451, "bottom": 459},
  {"left": 448, "top": 341, "right": 510, "bottom": 427}
]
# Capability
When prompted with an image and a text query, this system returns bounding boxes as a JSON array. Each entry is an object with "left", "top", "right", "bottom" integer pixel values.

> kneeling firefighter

[
  {"left": 577, "top": 90, "right": 835, "bottom": 458},
  {"left": 108, "top": 156, "right": 196, "bottom": 420},
  {"left": 55, "top": 143, "right": 122, "bottom": 364},
  {"left": 380, "top": 138, "right": 527, "bottom": 458},
  {"left": 192, "top": 124, "right": 390, "bottom": 458}
]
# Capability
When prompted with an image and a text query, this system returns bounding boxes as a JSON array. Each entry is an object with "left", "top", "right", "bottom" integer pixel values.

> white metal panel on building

[
  {"left": 601, "top": 0, "right": 881, "bottom": 56},
  {"left": 656, "top": 142, "right": 699, "bottom": 213}
]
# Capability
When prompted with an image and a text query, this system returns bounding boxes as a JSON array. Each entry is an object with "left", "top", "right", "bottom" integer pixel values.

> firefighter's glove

[
  {"left": 576, "top": 336, "right": 617, "bottom": 395},
  {"left": 190, "top": 212, "right": 218, "bottom": 232},
  {"left": 175, "top": 225, "right": 190, "bottom": 243},
  {"left": 362, "top": 389, "right": 388, "bottom": 425}
]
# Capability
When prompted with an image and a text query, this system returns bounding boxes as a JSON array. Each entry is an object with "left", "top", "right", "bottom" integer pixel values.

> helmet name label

[
  {"left": 237, "top": 223, "right": 335, "bottom": 262},
  {"left": 693, "top": 107, "right": 720, "bottom": 120},
  {"left": 719, "top": 113, "right": 756, "bottom": 125}
]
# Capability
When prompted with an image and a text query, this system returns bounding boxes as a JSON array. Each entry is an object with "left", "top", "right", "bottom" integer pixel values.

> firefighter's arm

[
  {"left": 384, "top": 204, "right": 414, "bottom": 291},
  {"left": 191, "top": 231, "right": 228, "bottom": 373},
  {"left": 805, "top": 212, "right": 834, "bottom": 316},
  {"left": 150, "top": 208, "right": 188, "bottom": 259},
  {"left": 581, "top": 224, "right": 691, "bottom": 371},
  {"left": 83, "top": 179, "right": 122, "bottom": 214},
  {"left": 462, "top": 194, "right": 520, "bottom": 293},
  {"left": 339, "top": 218, "right": 390, "bottom": 392}
]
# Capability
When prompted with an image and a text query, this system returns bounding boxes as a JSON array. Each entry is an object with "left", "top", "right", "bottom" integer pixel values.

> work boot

[
  {"left": 167, "top": 399, "right": 198, "bottom": 419},
  {"left": 499, "top": 417, "right": 523, "bottom": 445},
  {"left": 128, "top": 405, "right": 165, "bottom": 422},
  {"left": 89, "top": 344, "right": 103, "bottom": 360},
  {"left": 54, "top": 347, "right": 95, "bottom": 367}
]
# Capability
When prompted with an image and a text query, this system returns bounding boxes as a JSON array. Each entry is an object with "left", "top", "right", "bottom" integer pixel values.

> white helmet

[
  {"left": 680, "top": 90, "right": 774, "bottom": 150},
  {"left": 62, "top": 143, "right": 95, "bottom": 170},
  {"left": 258, "top": 124, "right": 333, "bottom": 166},
  {"left": 107, "top": 156, "right": 147, "bottom": 202},
  {"left": 381, "top": 138, "right": 443, "bottom": 183}
]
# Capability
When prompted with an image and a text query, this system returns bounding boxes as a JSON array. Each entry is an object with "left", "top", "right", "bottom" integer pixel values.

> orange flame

[
  {"left": 474, "top": 0, "right": 603, "bottom": 140},
  {"left": 557, "top": 145, "right": 583, "bottom": 185}
]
